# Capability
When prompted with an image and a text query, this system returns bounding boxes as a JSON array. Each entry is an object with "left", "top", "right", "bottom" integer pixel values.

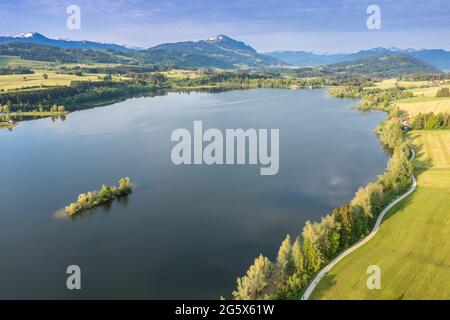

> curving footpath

[{"left": 301, "top": 149, "right": 416, "bottom": 300}]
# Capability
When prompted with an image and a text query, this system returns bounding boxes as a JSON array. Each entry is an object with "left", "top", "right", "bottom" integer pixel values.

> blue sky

[{"left": 0, "top": 0, "right": 449, "bottom": 52}]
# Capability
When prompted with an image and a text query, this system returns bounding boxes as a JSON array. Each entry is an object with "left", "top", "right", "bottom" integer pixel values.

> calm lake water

[{"left": 0, "top": 89, "right": 388, "bottom": 299}]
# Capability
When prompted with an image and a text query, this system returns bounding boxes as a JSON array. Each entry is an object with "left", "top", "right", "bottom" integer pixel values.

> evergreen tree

[
  {"left": 333, "top": 204, "right": 352, "bottom": 250},
  {"left": 291, "top": 237, "right": 304, "bottom": 275},
  {"left": 302, "top": 239, "right": 322, "bottom": 276},
  {"left": 233, "top": 255, "right": 273, "bottom": 300},
  {"left": 275, "top": 235, "right": 294, "bottom": 283}
]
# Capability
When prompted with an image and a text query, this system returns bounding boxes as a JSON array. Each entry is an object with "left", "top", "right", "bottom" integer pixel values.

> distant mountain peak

[
  {"left": 206, "top": 34, "right": 231, "bottom": 42},
  {"left": 12, "top": 32, "right": 45, "bottom": 39},
  {"left": 206, "top": 34, "right": 257, "bottom": 53},
  {"left": 267, "top": 47, "right": 450, "bottom": 70},
  {"left": 146, "top": 34, "right": 286, "bottom": 69},
  {"left": 1, "top": 31, "right": 129, "bottom": 52}
]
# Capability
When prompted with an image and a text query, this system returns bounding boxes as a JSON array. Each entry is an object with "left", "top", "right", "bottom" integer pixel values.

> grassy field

[
  {"left": 0, "top": 55, "right": 56, "bottom": 68},
  {"left": 311, "top": 130, "right": 450, "bottom": 300},
  {"left": 0, "top": 55, "right": 16, "bottom": 66},
  {"left": 163, "top": 69, "right": 200, "bottom": 79},
  {"left": 387, "top": 81, "right": 450, "bottom": 116},
  {"left": 395, "top": 96, "right": 450, "bottom": 116},
  {"left": 0, "top": 55, "right": 130, "bottom": 69},
  {"left": 0, "top": 71, "right": 102, "bottom": 91},
  {"left": 407, "top": 86, "right": 450, "bottom": 97},
  {"left": 372, "top": 78, "right": 431, "bottom": 90}
]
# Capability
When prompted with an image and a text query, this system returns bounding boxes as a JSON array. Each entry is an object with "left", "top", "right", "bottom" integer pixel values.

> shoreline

[
  {"left": 0, "top": 86, "right": 324, "bottom": 130},
  {"left": 301, "top": 148, "right": 417, "bottom": 300}
]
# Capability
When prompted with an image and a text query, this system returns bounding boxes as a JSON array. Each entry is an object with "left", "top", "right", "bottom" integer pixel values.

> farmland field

[
  {"left": 407, "top": 86, "right": 450, "bottom": 97},
  {"left": 310, "top": 130, "right": 450, "bottom": 300},
  {"left": 395, "top": 96, "right": 450, "bottom": 116},
  {"left": 0, "top": 71, "right": 102, "bottom": 91},
  {"left": 0, "top": 55, "right": 56, "bottom": 68},
  {"left": 372, "top": 78, "right": 430, "bottom": 90}
]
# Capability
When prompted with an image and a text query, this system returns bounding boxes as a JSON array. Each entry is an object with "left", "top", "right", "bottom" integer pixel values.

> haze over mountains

[
  {"left": 0, "top": 32, "right": 448, "bottom": 73},
  {"left": 325, "top": 54, "right": 441, "bottom": 78},
  {"left": 0, "top": 32, "right": 129, "bottom": 52},
  {"left": 0, "top": 32, "right": 286, "bottom": 69},
  {"left": 267, "top": 48, "right": 450, "bottom": 71}
]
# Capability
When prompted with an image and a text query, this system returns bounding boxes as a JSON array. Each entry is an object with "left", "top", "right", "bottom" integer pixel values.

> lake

[{"left": 0, "top": 88, "right": 388, "bottom": 299}]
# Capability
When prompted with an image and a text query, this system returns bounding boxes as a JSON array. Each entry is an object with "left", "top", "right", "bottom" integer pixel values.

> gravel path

[{"left": 301, "top": 149, "right": 416, "bottom": 300}]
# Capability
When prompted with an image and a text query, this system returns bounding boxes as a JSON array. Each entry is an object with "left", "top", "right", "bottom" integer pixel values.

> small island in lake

[{"left": 65, "top": 177, "right": 133, "bottom": 216}]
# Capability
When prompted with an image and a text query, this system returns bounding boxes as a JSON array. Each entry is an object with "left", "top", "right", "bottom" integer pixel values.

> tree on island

[{"left": 65, "top": 177, "right": 132, "bottom": 216}]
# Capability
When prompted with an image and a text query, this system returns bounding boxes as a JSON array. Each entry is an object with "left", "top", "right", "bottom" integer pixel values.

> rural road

[{"left": 301, "top": 149, "right": 416, "bottom": 300}]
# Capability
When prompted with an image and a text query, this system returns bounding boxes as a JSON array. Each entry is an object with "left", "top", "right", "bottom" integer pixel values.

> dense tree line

[
  {"left": 233, "top": 138, "right": 412, "bottom": 300},
  {"left": 232, "top": 89, "right": 414, "bottom": 300},
  {"left": 0, "top": 79, "right": 169, "bottom": 111},
  {"left": 0, "top": 67, "right": 33, "bottom": 75},
  {"left": 328, "top": 85, "right": 365, "bottom": 99},
  {"left": 329, "top": 86, "right": 414, "bottom": 111},
  {"left": 65, "top": 177, "right": 132, "bottom": 216},
  {"left": 325, "top": 77, "right": 374, "bottom": 87},
  {"left": 170, "top": 71, "right": 324, "bottom": 89},
  {"left": 2, "top": 70, "right": 323, "bottom": 112},
  {"left": 125, "top": 73, "right": 168, "bottom": 86},
  {"left": 412, "top": 112, "right": 450, "bottom": 129},
  {"left": 375, "top": 118, "right": 404, "bottom": 149},
  {"left": 59, "top": 83, "right": 159, "bottom": 110},
  {"left": 0, "top": 43, "right": 135, "bottom": 64},
  {"left": 358, "top": 89, "right": 414, "bottom": 111},
  {"left": 58, "top": 65, "right": 171, "bottom": 76},
  {"left": 2, "top": 69, "right": 320, "bottom": 111},
  {"left": 0, "top": 103, "right": 65, "bottom": 114},
  {"left": 0, "top": 85, "right": 77, "bottom": 110}
]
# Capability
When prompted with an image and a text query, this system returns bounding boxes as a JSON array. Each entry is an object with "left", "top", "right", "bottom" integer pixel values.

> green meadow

[{"left": 311, "top": 130, "right": 450, "bottom": 300}]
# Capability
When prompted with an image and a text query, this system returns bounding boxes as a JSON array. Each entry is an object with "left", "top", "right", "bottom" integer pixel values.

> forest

[{"left": 0, "top": 78, "right": 168, "bottom": 112}]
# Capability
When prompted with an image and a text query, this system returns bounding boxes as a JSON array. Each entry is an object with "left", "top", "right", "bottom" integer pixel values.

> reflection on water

[
  {"left": 53, "top": 208, "right": 68, "bottom": 220},
  {"left": 0, "top": 89, "right": 388, "bottom": 299}
]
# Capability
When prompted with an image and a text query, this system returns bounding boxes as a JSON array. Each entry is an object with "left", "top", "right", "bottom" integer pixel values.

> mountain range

[
  {"left": 0, "top": 32, "right": 448, "bottom": 73},
  {"left": 267, "top": 48, "right": 450, "bottom": 71},
  {"left": 145, "top": 34, "right": 285, "bottom": 68},
  {"left": 0, "top": 32, "right": 286, "bottom": 69},
  {"left": 0, "top": 32, "right": 129, "bottom": 52},
  {"left": 325, "top": 54, "right": 441, "bottom": 77}
]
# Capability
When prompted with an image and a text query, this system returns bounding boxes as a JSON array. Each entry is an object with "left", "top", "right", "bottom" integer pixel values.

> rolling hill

[
  {"left": 145, "top": 34, "right": 287, "bottom": 69},
  {"left": 0, "top": 32, "right": 445, "bottom": 74},
  {"left": 0, "top": 32, "right": 287, "bottom": 69},
  {"left": 267, "top": 50, "right": 347, "bottom": 67},
  {"left": 0, "top": 42, "right": 136, "bottom": 64},
  {"left": 326, "top": 54, "right": 441, "bottom": 78},
  {"left": 267, "top": 48, "right": 450, "bottom": 70},
  {"left": 0, "top": 32, "right": 129, "bottom": 52}
]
